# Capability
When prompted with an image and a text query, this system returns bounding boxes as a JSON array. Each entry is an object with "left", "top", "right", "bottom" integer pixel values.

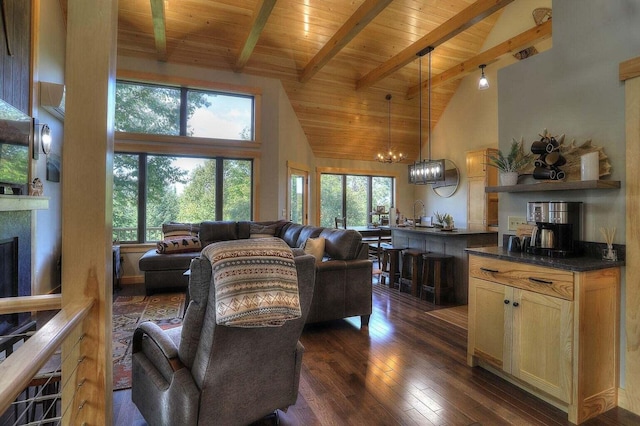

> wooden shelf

[{"left": 485, "top": 180, "right": 621, "bottom": 193}]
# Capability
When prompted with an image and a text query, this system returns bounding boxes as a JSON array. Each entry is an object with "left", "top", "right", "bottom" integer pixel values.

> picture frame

[{"left": 376, "top": 205, "right": 386, "bottom": 213}]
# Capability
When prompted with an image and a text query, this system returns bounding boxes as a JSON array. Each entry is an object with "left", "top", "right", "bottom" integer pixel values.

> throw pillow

[
  {"left": 302, "top": 237, "right": 325, "bottom": 265},
  {"left": 162, "top": 222, "right": 197, "bottom": 239},
  {"left": 157, "top": 236, "right": 202, "bottom": 254},
  {"left": 249, "top": 223, "right": 279, "bottom": 239}
]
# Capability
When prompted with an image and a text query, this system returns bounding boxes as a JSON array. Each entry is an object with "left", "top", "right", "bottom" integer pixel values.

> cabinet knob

[
  {"left": 513, "top": 302, "right": 520, "bottom": 307},
  {"left": 504, "top": 299, "right": 510, "bottom": 304}
]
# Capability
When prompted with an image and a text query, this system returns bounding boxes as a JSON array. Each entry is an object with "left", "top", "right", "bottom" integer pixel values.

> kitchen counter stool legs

[
  {"left": 420, "top": 253, "right": 454, "bottom": 304},
  {"left": 400, "top": 249, "right": 427, "bottom": 297},
  {"left": 380, "top": 244, "right": 402, "bottom": 289}
]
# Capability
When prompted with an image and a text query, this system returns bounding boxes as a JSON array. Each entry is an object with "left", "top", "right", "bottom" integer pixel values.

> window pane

[
  {"left": 113, "top": 154, "right": 139, "bottom": 242},
  {"left": 372, "top": 177, "right": 393, "bottom": 212},
  {"left": 320, "top": 174, "right": 343, "bottom": 227},
  {"left": 290, "top": 174, "right": 305, "bottom": 224},
  {"left": 221, "top": 159, "right": 252, "bottom": 221},
  {"left": 177, "top": 158, "right": 217, "bottom": 224},
  {"left": 115, "top": 82, "right": 180, "bottom": 135},
  {"left": 346, "top": 176, "right": 368, "bottom": 227},
  {"left": 187, "top": 91, "right": 254, "bottom": 140}
]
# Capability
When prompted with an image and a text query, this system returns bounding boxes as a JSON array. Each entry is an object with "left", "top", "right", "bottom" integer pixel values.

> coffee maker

[{"left": 527, "top": 201, "right": 583, "bottom": 257}]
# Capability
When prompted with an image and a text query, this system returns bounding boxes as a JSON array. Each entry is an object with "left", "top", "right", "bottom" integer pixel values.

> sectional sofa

[{"left": 138, "top": 220, "right": 373, "bottom": 326}]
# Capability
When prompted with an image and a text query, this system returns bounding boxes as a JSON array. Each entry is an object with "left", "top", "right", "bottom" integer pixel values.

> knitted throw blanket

[{"left": 201, "top": 237, "right": 301, "bottom": 327}]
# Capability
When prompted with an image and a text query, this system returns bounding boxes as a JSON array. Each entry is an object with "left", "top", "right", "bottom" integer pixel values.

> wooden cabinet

[
  {"left": 468, "top": 255, "right": 620, "bottom": 424},
  {"left": 466, "top": 149, "right": 498, "bottom": 230}
]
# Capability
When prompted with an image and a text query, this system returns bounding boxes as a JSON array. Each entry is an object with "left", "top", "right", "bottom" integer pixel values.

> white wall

[{"left": 32, "top": 0, "right": 66, "bottom": 293}]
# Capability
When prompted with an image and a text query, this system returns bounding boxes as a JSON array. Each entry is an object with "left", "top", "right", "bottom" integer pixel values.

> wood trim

[
  {"left": 299, "top": 0, "right": 393, "bottom": 83},
  {"left": 0, "top": 297, "right": 94, "bottom": 416},
  {"left": 116, "top": 69, "right": 263, "bottom": 96},
  {"left": 316, "top": 166, "right": 400, "bottom": 179},
  {"left": 115, "top": 132, "right": 262, "bottom": 157},
  {"left": 234, "top": 0, "right": 277, "bottom": 72},
  {"left": 619, "top": 56, "right": 640, "bottom": 81},
  {"left": 286, "top": 160, "right": 309, "bottom": 172},
  {"left": 406, "top": 20, "right": 552, "bottom": 99},
  {"left": 0, "top": 294, "right": 62, "bottom": 315},
  {"left": 623, "top": 75, "right": 640, "bottom": 416},
  {"left": 356, "top": 0, "right": 514, "bottom": 90}
]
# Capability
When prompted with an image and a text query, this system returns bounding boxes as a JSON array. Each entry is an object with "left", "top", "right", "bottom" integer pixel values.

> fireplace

[{"left": 0, "top": 237, "right": 19, "bottom": 335}]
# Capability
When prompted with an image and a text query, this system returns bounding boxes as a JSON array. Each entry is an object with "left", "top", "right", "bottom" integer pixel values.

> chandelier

[
  {"left": 376, "top": 94, "right": 405, "bottom": 163},
  {"left": 408, "top": 47, "right": 445, "bottom": 184}
]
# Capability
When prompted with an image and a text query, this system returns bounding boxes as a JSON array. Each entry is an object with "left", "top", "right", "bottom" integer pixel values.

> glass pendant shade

[{"left": 478, "top": 64, "right": 489, "bottom": 90}]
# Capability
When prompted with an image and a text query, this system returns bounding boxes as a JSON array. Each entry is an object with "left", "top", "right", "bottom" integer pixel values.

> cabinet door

[
  {"left": 467, "top": 150, "right": 487, "bottom": 177},
  {"left": 468, "top": 277, "right": 509, "bottom": 369},
  {"left": 511, "top": 289, "right": 573, "bottom": 403},
  {"left": 467, "top": 178, "right": 487, "bottom": 230}
]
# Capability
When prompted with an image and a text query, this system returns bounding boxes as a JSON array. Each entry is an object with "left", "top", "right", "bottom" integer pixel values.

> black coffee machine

[{"left": 527, "top": 201, "right": 583, "bottom": 257}]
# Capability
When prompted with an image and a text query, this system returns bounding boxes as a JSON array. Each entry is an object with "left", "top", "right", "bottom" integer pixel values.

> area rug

[
  {"left": 112, "top": 293, "right": 185, "bottom": 391},
  {"left": 425, "top": 305, "right": 468, "bottom": 331}
]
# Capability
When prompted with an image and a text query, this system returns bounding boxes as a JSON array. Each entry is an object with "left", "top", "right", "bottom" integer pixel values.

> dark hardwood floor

[{"left": 113, "top": 276, "right": 639, "bottom": 426}]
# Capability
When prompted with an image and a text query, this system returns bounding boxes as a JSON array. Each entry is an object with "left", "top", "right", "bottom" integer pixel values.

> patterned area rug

[{"left": 112, "top": 293, "right": 185, "bottom": 391}]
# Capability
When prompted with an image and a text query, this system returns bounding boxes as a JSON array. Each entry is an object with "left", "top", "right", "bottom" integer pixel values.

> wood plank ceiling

[{"left": 112, "top": 0, "right": 551, "bottom": 162}]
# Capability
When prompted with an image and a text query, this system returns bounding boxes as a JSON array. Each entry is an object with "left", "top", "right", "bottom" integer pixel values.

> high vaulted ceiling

[{"left": 71, "top": 0, "right": 552, "bottom": 162}]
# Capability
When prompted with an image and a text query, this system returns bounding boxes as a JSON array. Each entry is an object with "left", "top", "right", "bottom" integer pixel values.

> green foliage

[
  {"left": 487, "top": 139, "right": 533, "bottom": 173},
  {"left": 433, "top": 211, "right": 453, "bottom": 227},
  {"left": 0, "top": 143, "right": 28, "bottom": 184}
]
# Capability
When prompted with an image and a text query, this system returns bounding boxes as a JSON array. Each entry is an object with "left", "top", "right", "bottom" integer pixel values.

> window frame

[
  {"left": 113, "top": 72, "right": 262, "bottom": 243},
  {"left": 315, "top": 167, "right": 398, "bottom": 228}
]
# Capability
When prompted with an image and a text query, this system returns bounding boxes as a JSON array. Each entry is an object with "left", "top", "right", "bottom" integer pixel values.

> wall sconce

[
  {"left": 478, "top": 64, "right": 489, "bottom": 90},
  {"left": 33, "top": 123, "right": 52, "bottom": 160},
  {"left": 40, "top": 124, "right": 52, "bottom": 154}
]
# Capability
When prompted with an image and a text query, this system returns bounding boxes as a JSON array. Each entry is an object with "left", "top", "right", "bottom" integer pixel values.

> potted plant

[
  {"left": 487, "top": 139, "right": 533, "bottom": 186},
  {"left": 433, "top": 211, "right": 454, "bottom": 230}
]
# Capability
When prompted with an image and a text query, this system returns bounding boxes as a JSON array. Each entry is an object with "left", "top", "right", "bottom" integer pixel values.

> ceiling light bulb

[{"left": 478, "top": 64, "right": 489, "bottom": 90}]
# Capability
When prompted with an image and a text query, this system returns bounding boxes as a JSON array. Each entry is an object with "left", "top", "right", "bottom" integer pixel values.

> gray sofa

[{"left": 139, "top": 220, "right": 373, "bottom": 326}]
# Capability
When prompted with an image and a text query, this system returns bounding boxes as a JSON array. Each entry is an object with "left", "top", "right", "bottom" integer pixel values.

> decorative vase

[{"left": 500, "top": 172, "right": 519, "bottom": 186}]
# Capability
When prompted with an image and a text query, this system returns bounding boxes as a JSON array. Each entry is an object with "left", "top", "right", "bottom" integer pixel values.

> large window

[
  {"left": 319, "top": 174, "right": 394, "bottom": 228},
  {"left": 113, "top": 154, "right": 253, "bottom": 243},
  {"left": 113, "top": 80, "right": 257, "bottom": 243},
  {"left": 115, "top": 81, "right": 255, "bottom": 140}
]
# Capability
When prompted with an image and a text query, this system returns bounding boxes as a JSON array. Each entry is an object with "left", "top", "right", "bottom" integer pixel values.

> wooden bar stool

[
  {"left": 380, "top": 243, "right": 403, "bottom": 289},
  {"left": 400, "top": 248, "right": 427, "bottom": 296},
  {"left": 420, "top": 253, "right": 455, "bottom": 304}
]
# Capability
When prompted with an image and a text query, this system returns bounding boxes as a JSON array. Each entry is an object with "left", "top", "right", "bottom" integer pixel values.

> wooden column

[
  {"left": 621, "top": 57, "right": 640, "bottom": 416},
  {"left": 61, "top": 0, "right": 117, "bottom": 424}
]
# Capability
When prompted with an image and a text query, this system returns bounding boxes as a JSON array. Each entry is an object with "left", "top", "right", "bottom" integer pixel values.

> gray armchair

[{"left": 131, "top": 251, "right": 316, "bottom": 425}]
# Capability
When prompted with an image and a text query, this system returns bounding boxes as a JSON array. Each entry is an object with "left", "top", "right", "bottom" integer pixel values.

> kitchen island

[{"left": 389, "top": 226, "right": 497, "bottom": 304}]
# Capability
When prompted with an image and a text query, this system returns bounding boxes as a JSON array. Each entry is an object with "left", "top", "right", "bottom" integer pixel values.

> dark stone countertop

[
  {"left": 466, "top": 246, "right": 625, "bottom": 272},
  {"left": 389, "top": 226, "right": 497, "bottom": 237}
]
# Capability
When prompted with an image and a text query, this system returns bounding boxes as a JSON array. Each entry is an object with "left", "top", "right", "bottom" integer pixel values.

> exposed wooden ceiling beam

[
  {"left": 355, "top": 0, "right": 515, "bottom": 90},
  {"left": 234, "top": 0, "right": 278, "bottom": 72},
  {"left": 299, "top": 0, "right": 393, "bottom": 83},
  {"left": 406, "top": 19, "right": 552, "bottom": 99},
  {"left": 150, "top": 0, "right": 167, "bottom": 61}
]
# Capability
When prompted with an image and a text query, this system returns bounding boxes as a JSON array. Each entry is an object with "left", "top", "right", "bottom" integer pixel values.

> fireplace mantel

[{"left": 0, "top": 195, "right": 49, "bottom": 212}]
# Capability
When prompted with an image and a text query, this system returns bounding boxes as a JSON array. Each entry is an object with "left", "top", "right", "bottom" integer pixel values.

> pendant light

[
  {"left": 478, "top": 64, "right": 489, "bottom": 90},
  {"left": 408, "top": 47, "right": 445, "bottom": 184},
  {"left": 376, "top": 94, "right": 405, "bottom": 163}
]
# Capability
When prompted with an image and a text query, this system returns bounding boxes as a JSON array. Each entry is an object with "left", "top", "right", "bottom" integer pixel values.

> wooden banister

[
  {"left": 0, "top": 294, "right": 62, "bottom": 315},
  {"left": 0, "top": 296, "right": 95, "bottom": 416}
]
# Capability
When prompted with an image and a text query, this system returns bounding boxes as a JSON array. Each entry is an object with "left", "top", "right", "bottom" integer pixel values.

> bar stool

[
  {"left": 420, "top": 252, "right": 455, "bottom": 304},
  {"left": 380, "top": 243, "right": 403, "bottom": 288},
  {"left": 400, "top": 248, "right": 427, "bottom": 296}
]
